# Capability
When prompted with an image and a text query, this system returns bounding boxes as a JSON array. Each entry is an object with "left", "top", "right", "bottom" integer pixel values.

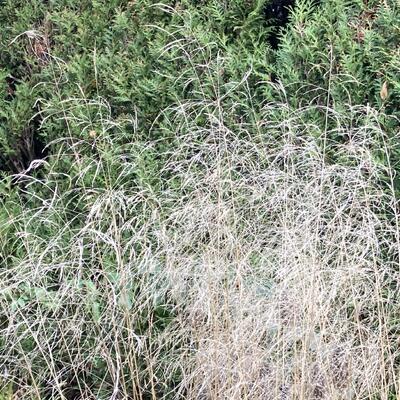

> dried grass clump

[
  {"left": 157, "top": 87, "right": 399, "bottom": 399},
  {"left": 0, "top": 36, "right": 398, "bottom": 400}
]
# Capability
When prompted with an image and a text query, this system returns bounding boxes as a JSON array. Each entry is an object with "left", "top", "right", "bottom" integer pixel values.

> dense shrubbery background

[
  {"left": 0, "top": 0, "right": 399, "bottom": 399},
  {"left": 1, "top": 0, "right": 399, "bottom": 179}
]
